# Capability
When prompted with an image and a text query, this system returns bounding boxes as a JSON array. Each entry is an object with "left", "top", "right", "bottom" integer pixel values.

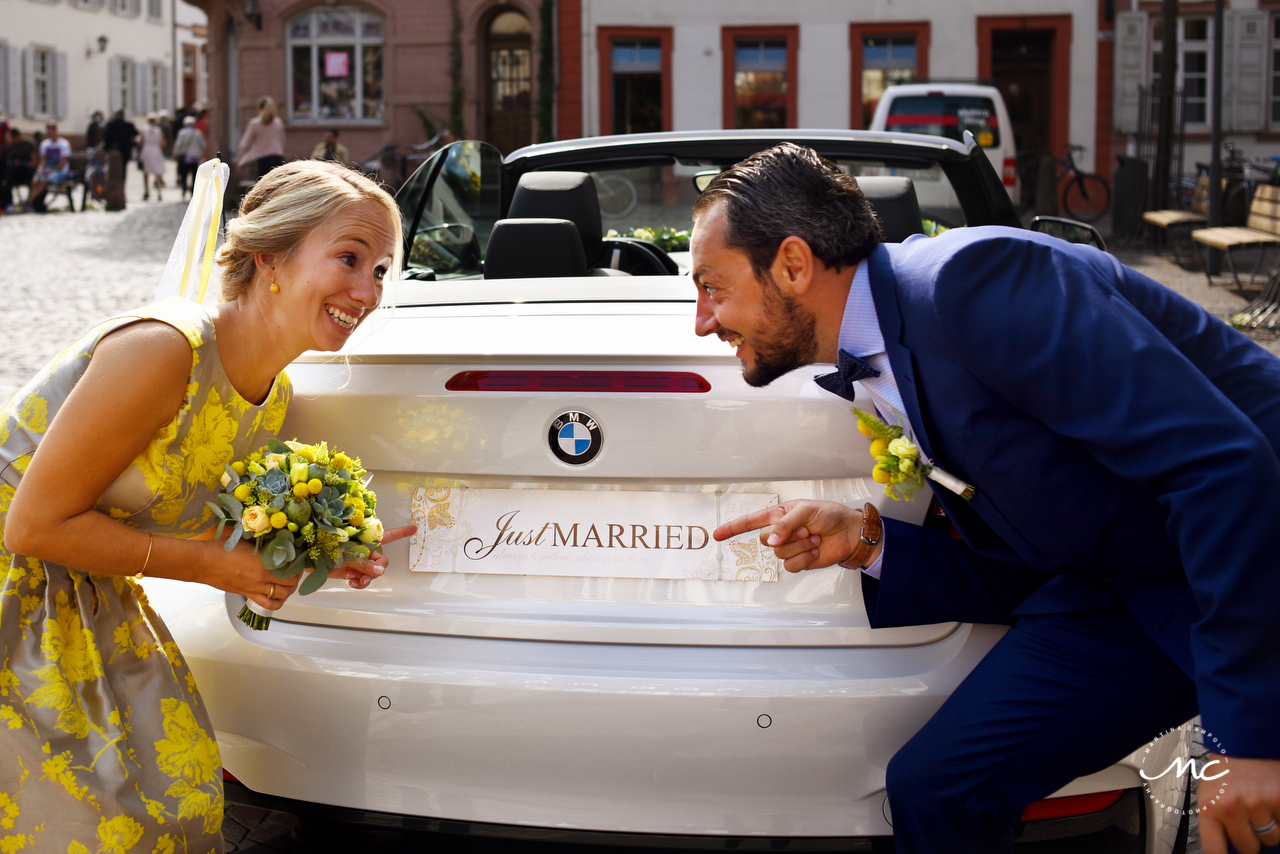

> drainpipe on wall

[{"left": 227, "top": 17, "right": 238, "bottom": 160}]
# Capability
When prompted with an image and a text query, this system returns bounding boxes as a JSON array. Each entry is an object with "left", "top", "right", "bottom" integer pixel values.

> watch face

[{"left": 549, "top": 410, "right": 602, "bottom": 465}]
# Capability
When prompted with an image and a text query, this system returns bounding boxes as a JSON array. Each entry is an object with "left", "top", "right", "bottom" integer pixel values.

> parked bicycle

[{"left": 1058, "top": 144, "right": 1111, "bottom": 224}]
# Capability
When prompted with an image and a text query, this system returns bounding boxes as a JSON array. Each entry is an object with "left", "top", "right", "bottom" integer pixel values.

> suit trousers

[{"left": 885, "top": 605, "right": 1198, "bottom": 853}]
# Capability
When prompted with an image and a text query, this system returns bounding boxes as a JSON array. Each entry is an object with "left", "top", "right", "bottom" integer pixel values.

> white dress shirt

[{"left": 833, "top": 261, "right": 912, "bottom": 579}]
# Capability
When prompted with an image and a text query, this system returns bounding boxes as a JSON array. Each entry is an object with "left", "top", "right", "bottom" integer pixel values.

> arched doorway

[{"left": 484, "top": 8, "right": 532, "bottom": 154}]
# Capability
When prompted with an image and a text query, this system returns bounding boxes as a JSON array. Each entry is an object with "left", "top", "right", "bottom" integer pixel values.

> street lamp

[{"left": 86, "top": 35, "right": 109, "bottom": 59}]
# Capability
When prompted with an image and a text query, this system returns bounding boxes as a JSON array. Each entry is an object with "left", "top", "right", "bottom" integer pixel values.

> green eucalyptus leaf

[
  {"left": 275, "top": 551, "right": 308, "bottom": 579},
  {"left": 299, "top": 568, "right": 329, "bottom": 596},
  {"left": 219, "top": 493, "right": 245, "bottom": 518},
  {"left": 266, "top": 438, "right": 289, "bottom": 454},
  {"left": 225, "top": 522, "right": 244, "bottom": 551}
]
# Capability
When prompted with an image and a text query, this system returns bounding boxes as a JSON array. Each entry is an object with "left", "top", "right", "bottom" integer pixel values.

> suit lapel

[{"left": 865, "top": 244, "right": 937, "bottom": 464}]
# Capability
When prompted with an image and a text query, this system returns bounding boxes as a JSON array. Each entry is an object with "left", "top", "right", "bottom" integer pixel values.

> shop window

[
  {"left": 287, "top": 6, "right": 384, "bottom": 123},
  {"left": 598, "top": 27, "right": 671, "bottom": 135},
  {"left": 850, "top": 22, "right": 929, "bottom": 130},
  {"left": 861, "top": 36, "right": 918, "bottom": 129}
]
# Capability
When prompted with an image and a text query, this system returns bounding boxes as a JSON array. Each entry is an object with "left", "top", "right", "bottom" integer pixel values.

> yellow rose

[
  {"left": 357, "top": 518, "right": 384, "bottom": 544},
  {"left": 242, "top": 506, "right": 271, "bottom": 534},
  {"left": 263, "top": 453, "right": 287, "bottom": 470},
  {"left": 887, "top": 437, "right": 918, "bottom": 460}
]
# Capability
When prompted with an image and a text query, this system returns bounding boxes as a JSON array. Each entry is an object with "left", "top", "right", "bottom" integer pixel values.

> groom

[{"left": 693, "top": 143, "right": 1280, "bottom": 854}]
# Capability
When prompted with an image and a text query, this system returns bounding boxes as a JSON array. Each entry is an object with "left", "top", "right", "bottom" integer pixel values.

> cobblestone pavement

[{"left": 2, "top": 188, "right": 1263, "bottom": 852}]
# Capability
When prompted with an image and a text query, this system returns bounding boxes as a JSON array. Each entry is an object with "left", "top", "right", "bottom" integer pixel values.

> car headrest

[
  {"left": 483, "top": 218, "right": 589, "bottom": 279},
  {"left": 508, "top": 171, "right": 603, "bottom": 263},
  {"left": 856, "top": 176, "right": 924, "bottom": 243}
]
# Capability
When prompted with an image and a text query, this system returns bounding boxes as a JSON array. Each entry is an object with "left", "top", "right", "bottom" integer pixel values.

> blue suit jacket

[{"left": 858, "top": 227, "right": 1280, "bottom": 759}]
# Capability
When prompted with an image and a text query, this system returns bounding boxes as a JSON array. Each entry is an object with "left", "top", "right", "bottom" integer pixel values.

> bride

[{"left": 0, "top": 159, "right": 414, "bottom": 852}]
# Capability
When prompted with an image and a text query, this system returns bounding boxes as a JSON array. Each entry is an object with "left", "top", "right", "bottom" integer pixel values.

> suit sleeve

[
  {"left": 930, "top": 233, "right": 1280, "bottom": 759},
  {"left": 864, "top": 517, "right": 1052, "bottom": 627}
]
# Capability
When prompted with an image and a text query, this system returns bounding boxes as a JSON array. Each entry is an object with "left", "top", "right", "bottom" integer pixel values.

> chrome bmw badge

[{"left": 549, "top": 410, "right": 602, "bottom": 465}]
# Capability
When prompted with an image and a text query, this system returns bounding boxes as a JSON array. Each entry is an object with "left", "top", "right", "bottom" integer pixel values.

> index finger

[
  {"left": 713, "top": 506, "right": 784, "bottom": 542},
  {"left": 378, "top": 524, "right": 417, "bottom": 545}
]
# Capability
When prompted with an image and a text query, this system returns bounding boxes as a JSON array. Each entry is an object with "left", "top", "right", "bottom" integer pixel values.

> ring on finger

[
  {"left": 269, "top": 582, "right": 276, "bottom": 599},
  {"left": 1253, "top": 819, "right": 1279, "bottom": 835}
]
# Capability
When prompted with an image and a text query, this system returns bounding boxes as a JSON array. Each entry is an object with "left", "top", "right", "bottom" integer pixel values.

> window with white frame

[
  {"left": 31, "top": 47, "right": 53, "bottom": 116},
  {"left": 1151, "top": 16, "right": 1210, "bottom": 126},
  {"left": 146, "top": 0, "right": 162, "bottom": 21},
  {"left": 109, "top": 56, "right": 133, "bottom": 114},
  {"left": 287, "top": 6, "right": 384, "bottom": 123},
  {"left": 110, "top": 0, "right": 141, "bottom": 17}
]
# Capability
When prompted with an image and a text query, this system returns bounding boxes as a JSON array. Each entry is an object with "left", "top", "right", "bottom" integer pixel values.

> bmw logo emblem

[{"left": 549, "top": 410, "right": 602, "bottom": 465}]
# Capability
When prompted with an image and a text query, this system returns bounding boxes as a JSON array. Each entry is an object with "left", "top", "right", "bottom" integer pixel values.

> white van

[{"left": 868, "top": 82, "right": 1019, "bottom": 206}]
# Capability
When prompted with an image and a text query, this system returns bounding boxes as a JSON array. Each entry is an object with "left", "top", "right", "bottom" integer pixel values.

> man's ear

[{"left": 770, "top": 235, "right": 815, "bottom": 297}]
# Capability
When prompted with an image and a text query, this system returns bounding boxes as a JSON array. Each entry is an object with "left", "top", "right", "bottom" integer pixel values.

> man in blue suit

[{"left": 694, "top": 144, "right": 1280, "bottom": 854}]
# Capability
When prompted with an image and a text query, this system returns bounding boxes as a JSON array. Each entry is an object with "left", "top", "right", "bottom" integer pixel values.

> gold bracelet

[{"left": 140, "top": 533, "right": 155, "bottom": 576}]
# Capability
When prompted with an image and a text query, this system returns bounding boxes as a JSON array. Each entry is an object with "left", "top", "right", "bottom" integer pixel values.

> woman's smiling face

[{"left": 272, "top": 200, "right": 397, "bottom": 352}]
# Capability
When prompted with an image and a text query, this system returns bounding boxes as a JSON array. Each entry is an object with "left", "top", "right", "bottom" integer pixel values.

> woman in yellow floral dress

[{"left": 0, "top": 160, "right": 411, "bottom": 853}]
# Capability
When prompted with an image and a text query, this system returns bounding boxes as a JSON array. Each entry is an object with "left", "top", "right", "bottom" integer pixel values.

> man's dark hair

[
  {"left": 327, "top": 128, "right": 340, "bottom": 137},
  {"left": 693, "top": 142, "right": 883, "bottom": 277}
]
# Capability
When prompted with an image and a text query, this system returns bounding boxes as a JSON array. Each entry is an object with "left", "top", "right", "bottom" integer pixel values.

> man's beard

[{"left": 741, "top": 271, "right": 819, "bottom": 387}]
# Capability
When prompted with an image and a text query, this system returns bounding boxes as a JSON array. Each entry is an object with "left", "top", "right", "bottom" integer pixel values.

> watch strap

[{"left": 839, "top": 503, "right": 882, "bottom": 570}]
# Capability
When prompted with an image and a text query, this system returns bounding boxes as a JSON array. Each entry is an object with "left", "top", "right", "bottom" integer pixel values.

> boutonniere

[{"left": 854, "top": 409, "right": 975, "bottom": 501}]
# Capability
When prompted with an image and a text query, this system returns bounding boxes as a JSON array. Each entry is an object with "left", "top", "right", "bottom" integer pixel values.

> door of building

[
  {"left": 990, "top": 30, "right": 1053, "bottom": 189},
  {"left": 485, "top": 10, "right": 532, "bottom": 155}
]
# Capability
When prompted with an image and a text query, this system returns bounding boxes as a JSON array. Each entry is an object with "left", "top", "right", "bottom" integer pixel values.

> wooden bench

[
  {"left": 1192, "top": 183, "right": 1280, "bottom": 286},
  {"left": 1144, "top": 175, "right": 1212, "bottom": 264}
]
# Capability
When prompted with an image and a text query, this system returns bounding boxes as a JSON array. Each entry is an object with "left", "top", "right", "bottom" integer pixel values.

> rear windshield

[{"left": 885, "top": 95, "right": 1001, "bottom": 148}]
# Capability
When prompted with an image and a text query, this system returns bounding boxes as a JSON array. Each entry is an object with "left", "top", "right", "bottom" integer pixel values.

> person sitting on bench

[
  {"left": 3, "top": 128, "right": 37, "bottom": 211},
  {"left": 29, "top": 123, "right": 73, "bottom": 213}
]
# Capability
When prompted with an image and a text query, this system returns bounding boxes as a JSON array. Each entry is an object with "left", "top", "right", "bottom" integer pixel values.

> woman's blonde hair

[
  {"left": 257, "top": 95, "right": 278, "bottom": 125},
  {"left": 216, "top": 160, "right": 403, "bottom": 302}
]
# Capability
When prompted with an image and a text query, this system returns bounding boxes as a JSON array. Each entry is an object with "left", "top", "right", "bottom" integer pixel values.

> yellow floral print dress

[{"left": 0, "top": 298, "right": 291, "bottom": 854}]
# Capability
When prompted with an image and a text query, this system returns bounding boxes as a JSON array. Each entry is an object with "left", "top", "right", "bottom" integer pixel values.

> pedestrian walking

[
  {"left": 172, "top": 115, "right": 207, "bottom": 198},
  {"left": 234, "top": 96, "right": 286, "bottom": 181},
  {"left": 103, "top": 110, "right": 139, "bottom": 182},
  {"left": 139, "top": 113, "right": 167, "bottom": 201}
]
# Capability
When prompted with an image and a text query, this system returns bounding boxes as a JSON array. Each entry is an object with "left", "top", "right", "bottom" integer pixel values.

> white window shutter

[
  {"left": 108, "top": 57, "right": 122, "bottom": 112},
  {"left": 1114, "top": 11, "right": 1148, "bottom": 134},
  {"left": 8, "top": 47, "right": 19, "bottom": 119},
  {"left": 22, "top": 46, "right": 36, "bottom": 118},
  {"left": 0, "top": 43, "right": 8, "bottom": 117},
  {"left": 54, "top": 51, "right": 68, "bottom": 119},
  {"left": 161, "top": 64, "right": 172, "bottom": 111},
  {"left": 1227, "top": 10, "right": 1266, "bottom": 132},
  {"left": 132, "top": 59, "right": 145, "bottom": 114}
]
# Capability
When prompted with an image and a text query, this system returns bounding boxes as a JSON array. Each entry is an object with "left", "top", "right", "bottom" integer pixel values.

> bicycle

[
  {"left": 1058, "top": 144, "right": 1111, "bottom": 224},
  {"left": 593, "top": 172, "right": 638, "bottom": 219}
]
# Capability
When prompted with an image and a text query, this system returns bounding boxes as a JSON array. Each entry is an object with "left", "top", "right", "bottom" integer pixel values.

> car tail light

[
  {"left": 1020, "top": 790, "right": 1124, "bottom": 821},
  {"left": 1003, "top": 158, "right": 1017, "bottom": 186},
  {"left": 222, "top": 768, "right": 240, "bottom": 783},
  {"left": 446, "top": 370, "right": 711, "bottom": 393}
]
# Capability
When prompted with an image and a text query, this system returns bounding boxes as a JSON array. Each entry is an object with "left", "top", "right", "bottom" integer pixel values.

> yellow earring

[{"left": 269, "top": 275, "right": 279, "bottom": 294}]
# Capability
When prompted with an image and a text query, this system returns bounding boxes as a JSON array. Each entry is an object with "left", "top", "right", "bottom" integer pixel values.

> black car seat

[
  {"left": 855, "top": 176, "right": 924, "bottom": 243},
  {"left": 483, "top": 171, "right": 628, "bottom": 278}
]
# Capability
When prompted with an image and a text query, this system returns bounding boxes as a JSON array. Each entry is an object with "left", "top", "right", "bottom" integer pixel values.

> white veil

[{"left": 156, "top": 158, "right": 230, "bottom": 305}]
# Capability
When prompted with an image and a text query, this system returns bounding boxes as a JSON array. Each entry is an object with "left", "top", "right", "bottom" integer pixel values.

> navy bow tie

[{"left": 814, "top": 350, "right": 881, "bottom": 401}]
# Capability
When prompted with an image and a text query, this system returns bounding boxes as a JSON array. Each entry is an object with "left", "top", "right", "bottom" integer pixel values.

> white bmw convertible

[{"left": 149, "top": 131, "right": 1190, "bottom": 853}]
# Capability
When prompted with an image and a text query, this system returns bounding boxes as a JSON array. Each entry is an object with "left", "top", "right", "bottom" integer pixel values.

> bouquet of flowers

[{"left": 209, "top": 438, "right": 383, "bottom": 630}]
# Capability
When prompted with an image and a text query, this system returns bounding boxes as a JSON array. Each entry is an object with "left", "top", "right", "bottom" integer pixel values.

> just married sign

[{"left": 408, "top": 486, "right": 780, "bottom": 581}]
